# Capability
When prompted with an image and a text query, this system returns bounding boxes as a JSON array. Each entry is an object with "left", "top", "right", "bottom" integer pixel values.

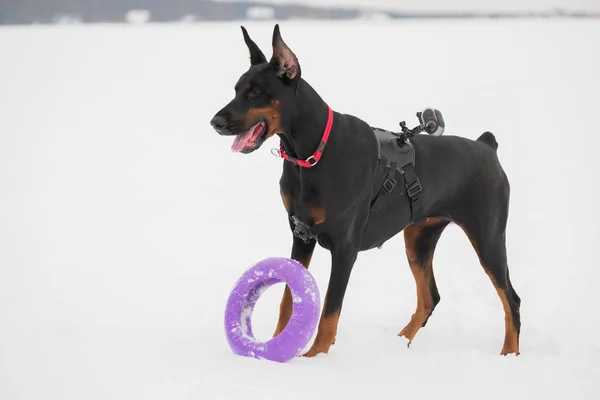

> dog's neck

[{"left": 279, "top": 79, "right": 330, "bottom": 160}]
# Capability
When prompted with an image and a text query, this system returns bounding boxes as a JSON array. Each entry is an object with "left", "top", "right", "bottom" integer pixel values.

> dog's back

[{"left": 409, "top": 132, "right": 509, "bottom": 220}]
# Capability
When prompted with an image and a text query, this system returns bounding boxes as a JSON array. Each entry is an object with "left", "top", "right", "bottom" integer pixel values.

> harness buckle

[
  {"left": 406, "top": 178, "right": 422, "bottom": 198},
  {"left": 383, "top": 178, "right": 396, "bottom": 193},
  {"left": 291, "top": 215, "right": 315, "bottom": 244}
]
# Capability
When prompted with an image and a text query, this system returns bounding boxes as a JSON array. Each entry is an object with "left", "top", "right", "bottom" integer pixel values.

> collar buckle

[
  {"left": 305, "top": 155, "right": 317, "bottom": 166},
  {"left": 271, "top": 148, "right": 282, "bottom": 157}
]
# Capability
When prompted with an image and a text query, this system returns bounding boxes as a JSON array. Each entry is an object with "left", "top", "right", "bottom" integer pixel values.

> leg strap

[
  {"left": 371, "top": 162, "right": 398, "bottom": 212},
  {"left": 402, "top": 163, "right": 423, "bottom": 222}
]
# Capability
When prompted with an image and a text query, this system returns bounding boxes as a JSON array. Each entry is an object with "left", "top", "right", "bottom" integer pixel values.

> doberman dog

[{"left": 210, "top": 24, "right": 521, "bottom": 357}]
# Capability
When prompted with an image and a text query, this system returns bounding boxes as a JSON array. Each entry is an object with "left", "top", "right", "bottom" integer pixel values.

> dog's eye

[{"left": 248, "top": 85, "right": 262, "bottom": 99}]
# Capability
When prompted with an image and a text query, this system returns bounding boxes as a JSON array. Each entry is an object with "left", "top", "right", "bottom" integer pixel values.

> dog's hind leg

[
  {"left": 454, "top": 173, "right": 521, "bottom": 356},
  {"left": 399, "top": 217, "right": 450, "bottom": 344},
  {"left": 273, "top": 235, "right": 316, "bottom": 337},
  {"left": 458, "top": 218, "right": 521, "bottom": 355}
]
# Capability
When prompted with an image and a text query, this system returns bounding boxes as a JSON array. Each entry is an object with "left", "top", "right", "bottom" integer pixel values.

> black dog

[{"left": 211, "top": 24, "right": 520, "bottom": 357}]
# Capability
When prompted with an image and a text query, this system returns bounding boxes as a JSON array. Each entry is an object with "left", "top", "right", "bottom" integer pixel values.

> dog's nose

[{"left": 210, "top": 115, "right": 227, "bottom": 130}]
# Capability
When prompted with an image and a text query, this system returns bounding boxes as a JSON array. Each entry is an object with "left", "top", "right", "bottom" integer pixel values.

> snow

[
  {"left": 240, "top": 305, "right": 254, "bottom": 338},
  {"left": 1, "top": 19, "right": 599, "bottom": 399}
]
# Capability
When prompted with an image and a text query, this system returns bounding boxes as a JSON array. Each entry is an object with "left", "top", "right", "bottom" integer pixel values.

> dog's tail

[{"left": 477, "top": 131, "right": 498, "bottom": 151}]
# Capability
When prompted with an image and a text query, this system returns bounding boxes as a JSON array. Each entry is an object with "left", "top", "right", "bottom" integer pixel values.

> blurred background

[{"left": 1, "top": 0, "right": 599, "bottom": 25}]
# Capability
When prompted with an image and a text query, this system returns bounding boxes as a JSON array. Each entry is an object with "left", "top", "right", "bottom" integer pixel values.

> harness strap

[
  {"left": 371, "top": 160, "right": 398, "bottom": 212},
  {"left": 401, "top": 163, "right": 423, "bottom": 221}
]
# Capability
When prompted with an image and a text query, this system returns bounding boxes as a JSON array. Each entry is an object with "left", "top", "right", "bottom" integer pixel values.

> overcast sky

[{"left": 217, "top": 0, "right": 600, "bottom": 13}]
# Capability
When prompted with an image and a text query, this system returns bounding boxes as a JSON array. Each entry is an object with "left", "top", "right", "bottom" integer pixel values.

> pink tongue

[
  {"left": 231, "top": 128, "right": 255, "bottom": 152},
  {"left": 231, "top": 123, "right": 263, "bottom": 152}
]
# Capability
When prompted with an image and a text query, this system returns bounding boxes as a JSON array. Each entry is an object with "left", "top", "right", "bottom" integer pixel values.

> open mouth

[{"left": 231, "top": 121, "right": 267, "bottom": 153}]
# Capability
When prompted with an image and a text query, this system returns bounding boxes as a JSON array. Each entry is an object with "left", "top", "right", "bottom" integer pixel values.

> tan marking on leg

[
  {"left": 273, "top": 286, "right": 293, "bottom": 337},
  {"left": 482, "top": 268, "right": 520, "bottom": 356},
  {"left": 303, "top": 296, "right": 339, "bottom": 357},
  {"left": 308, "top": 206, "right": 326, "bottom": 225},
  {"left": 496, "top": 287, "right": 520, "bottom": 356},
  {"left": 273, "top": 252, "right": 313, "bottom": 337},
  {"left": 398, "top": 265, "right": 434, "bottom": 343},
  {"left": 398, "top": 218, "right": 446, "bottom": 343}
]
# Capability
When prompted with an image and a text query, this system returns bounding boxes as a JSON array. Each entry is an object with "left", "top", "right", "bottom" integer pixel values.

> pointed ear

[
  {"left": 241, "top": 26, "right": 267, "bottom": 66},
  {"left": 270, "top": 24, "right": 301, "bottom": 81}
]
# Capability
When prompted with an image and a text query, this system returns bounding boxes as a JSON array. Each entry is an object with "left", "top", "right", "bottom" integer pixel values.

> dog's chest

[{"left": 280, "top": 176, "right": 326, "bottom": 225}]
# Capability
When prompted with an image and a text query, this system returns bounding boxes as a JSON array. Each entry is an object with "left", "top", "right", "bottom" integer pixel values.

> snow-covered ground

[{"left": 1, "top": 19, "right": 599, "bottom": 400}]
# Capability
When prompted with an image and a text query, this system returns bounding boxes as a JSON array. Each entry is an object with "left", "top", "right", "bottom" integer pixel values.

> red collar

[{"left": 275, "top": 105, "right": 333, "bottom": 168}]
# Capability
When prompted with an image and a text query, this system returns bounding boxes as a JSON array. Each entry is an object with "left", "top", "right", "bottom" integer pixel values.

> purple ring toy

[{"left": 224, "top": 257, "right": 321, "bottom": 363}]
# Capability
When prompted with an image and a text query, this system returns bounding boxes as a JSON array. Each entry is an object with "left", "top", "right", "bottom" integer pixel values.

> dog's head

[{"left": 210, "top": 24, "right": 301, "bottom": 154}]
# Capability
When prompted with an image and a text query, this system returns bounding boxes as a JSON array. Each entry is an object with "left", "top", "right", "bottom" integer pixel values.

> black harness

[
  {"left": 289, "top": 127, "right": 423, "bottom": 244},
  {"left": 370, "top": 128, "right": 423, "bottom": 216}
]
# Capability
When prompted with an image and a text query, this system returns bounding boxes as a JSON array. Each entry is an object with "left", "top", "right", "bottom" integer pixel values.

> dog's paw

[{"left": 301, "top": 344, "right": 331, "bottom": 358}]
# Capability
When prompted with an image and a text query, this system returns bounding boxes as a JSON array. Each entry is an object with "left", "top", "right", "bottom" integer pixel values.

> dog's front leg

[
  {"left": 273, "top": 235, "right": 316, "bottom": 337},
  {"left": 303, "top": 243, "right": 358, "bottom": 357}
]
